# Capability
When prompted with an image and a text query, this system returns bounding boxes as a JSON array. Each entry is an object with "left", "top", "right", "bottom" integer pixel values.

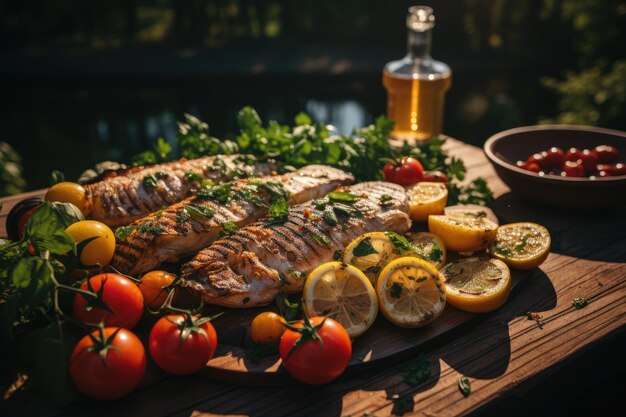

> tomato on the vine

[
  {"left": 279, "top": 316, "right": 351, "bottom": 384},
  {"left": 382, "top": 156, "right": 424, "bottom": 185},
  {"left": 250, "top": 312, "right": 285, "bottom": 344},
  {"left": 69, "top": 327, "right": 146, "bottom": 400},
  {"left": 139, "top": 270, "right": 177, "bottom": 311},
  {"left": 421, "top": 170, "right": 449, "bottom": 183},
  {"left": 73, "top": 273, "right": 144, "bottom": 329},
  {"left": 148, "top": 314, "right": 218, "bottom": 375}
]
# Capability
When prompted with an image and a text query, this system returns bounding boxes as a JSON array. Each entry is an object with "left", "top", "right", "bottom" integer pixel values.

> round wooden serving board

[{"left": 200, "top": 269, "right": 529, "bottom": 386}]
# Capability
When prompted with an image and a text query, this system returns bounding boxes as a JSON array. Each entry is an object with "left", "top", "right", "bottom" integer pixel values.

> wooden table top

[{"left": 1, "top": 138, "right": 624, "bottom": 417}]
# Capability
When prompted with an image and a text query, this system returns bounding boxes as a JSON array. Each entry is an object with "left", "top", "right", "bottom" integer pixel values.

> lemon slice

[
  {"left": 408, "top": 232, "right": 447, "bottom": 268},
  {"left": 440, "top": 257, "right": 511, "bottom": 313},
  {"left": 343, "top": 232, "right": 418, "bottom": 284},
  {"left": 303, "top": 262, "right": 378, "bottom": 338},
  {"left": 406, "top": 182, "right": 448, "bottom": 221},
  {"left": 490, "top": 222, "right": 551, "bottom": 269},
  {"left": 428, "top": 211, "right": 498, "bottom": 253},
  {"left": 376, "top": 257, "right": 446, "bottom": 328}
]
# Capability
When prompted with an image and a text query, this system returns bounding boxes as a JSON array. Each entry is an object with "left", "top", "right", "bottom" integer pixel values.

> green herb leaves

[
  {"left": 267, "top": 197, "right": 289, "bottom": 223},
  {"left": 186, "top": 205, "right": 216, "bottom": 221},
  {"left": 385, "top": 232, "right": 412, "bottom": 253},
  {"left": 196, "top": 183, "right": 232, "bottom": 203},
  {"left": 572, "top": 297, "right": 589, "bottom": 309},
  {"left": 310, "top": 232, "right": 331, "bottom": 248},
  {"left": 352, "top": 238, "right": 378, "bottom": 257},
  {"left": 218, "top": 221, "right": 239, "bottom": 238},
  {"left": 142, "top": 172, "right": 168, "bottom": 189},
  {"left": 327, "top": 190, "right": 358, "bottom": 204},
  {"left": 458, "top": 375, "right": 471, "bottom": 397}
]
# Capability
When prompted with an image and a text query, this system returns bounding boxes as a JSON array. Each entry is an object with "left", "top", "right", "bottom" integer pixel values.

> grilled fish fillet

[
  {"left": 85, "top": 154, "right": 276, "bottom": 227},
  {"left": 112, "top": 165, "right": 354, "bottom": 275},
  {"left": 181, "top": 181, "right": 411, "bottom": 307}
]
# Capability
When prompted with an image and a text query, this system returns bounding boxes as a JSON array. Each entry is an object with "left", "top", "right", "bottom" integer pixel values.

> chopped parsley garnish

[
  {"left": 115, "top": 225, "right": 134, "bottom": 240},
  {"left": 385, "top": 232, "right": 412, "bottom": 252},
  {"left": 352, "top": 238, "right": 378, "bottom": 257},
  {"left": 333, "top": 250, "right": 342, "bottom": 260},
  {"left": 572, "top": 297, "right": 589, "bottom": 309},
  {"left": 186, "top": 205, "right": 216, "bottom": 220},
  {"left": 196, "top": 183, "right": 233, "bottom": 203},
  {"left": 176, "top": 208, "right": 190, "bottom": 224},
  {"left": 428, "top": 246, "right": 443, "bottom": 261},
  {"left": 142, "top": 171, "right": 168, "bottom": 189},
  {"left": 458, "top": 375, "right": 471, "bottom": 397},
  {"left": 327, "top": 190, "right": 358, "bottom": 204},
  {"left": 267, "top": 197, "right": 289, "bottom": 223},
  {"left": 380, "top": 194, "right": 393, "bottom": 207},
  {"left": 184, "top": 171, "right": 204, "bottom": 185},
  {"left": 390, "top": 282, "right": 403, "bottom": 299},
  {"left": 310, "top": 231, "right": 331, "bottom": 248},
  {"left": 138, "top": 222, "right": 164, "bottom": 236},
  {"left": 218, "top": 221, "right": 239, "bottom": 238}
]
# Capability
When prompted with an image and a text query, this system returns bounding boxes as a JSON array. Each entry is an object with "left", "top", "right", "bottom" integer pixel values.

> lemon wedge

[
  {"left": 408, "top": 232, "right": 447, "bottom": 269},
  {"left": 406, "top": 182, "right": 448, "bottom": 221},
  {"left": 428, "top": 211, "right": 498, "bottom": 253}
]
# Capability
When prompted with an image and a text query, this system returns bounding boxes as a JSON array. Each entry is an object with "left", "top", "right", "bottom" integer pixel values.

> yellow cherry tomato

[
  {"left": 45, "top": 182, "right": 92, "bottom": 216},
  {"left": 139, "top": 270, "right": 177, "bottom": 311},
  {"left": 66, "top": 220, "right": 115, "bottom": 267},
  {"left": 250, "top": 312, "right": 285, "bottom": 344}
]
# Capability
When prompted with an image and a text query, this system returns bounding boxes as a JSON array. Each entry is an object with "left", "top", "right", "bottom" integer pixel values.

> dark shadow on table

[
  {"left": 490, "top": 192, "right": 626, "bottom": 262},
  {"left": 440, "top": 268, "right": 556, "bottom": 379}
]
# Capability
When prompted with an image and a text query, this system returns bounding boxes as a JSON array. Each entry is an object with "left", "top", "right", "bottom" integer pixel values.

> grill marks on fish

[
  {"left": 85, "top": 154, "right": 275, "bottom": 227},
  {"left": 181, "top": 181, "right": 411, "bottom": 307},
  {"left": 111, "top": 165, "right": 353, "bottom": 275}
]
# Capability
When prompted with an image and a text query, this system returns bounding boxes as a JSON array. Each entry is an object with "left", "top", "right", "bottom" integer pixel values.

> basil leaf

[
  {"left": 186, "top": 205, "right": 216, "bottom": 220},
  {"left": 322, "top": 210, "right": 338, "bottom": 226},
  {"left": 310, "top": 232, "right": 331, "bottom": 248},
  {"left": 385, "top": 232, "right": 412, "bottom": 252},
  {"left": 11, "top": 257, "right": 53, "bottom": 306},
  {"left": 352, "top": 238, "right": 378, "bottom": 257},
  {"left": 327, "top": 190, "right": 358, "bottom": 204}
]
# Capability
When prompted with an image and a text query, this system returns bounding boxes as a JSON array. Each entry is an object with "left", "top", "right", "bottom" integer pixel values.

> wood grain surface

[{"left": 1, "top": 138, "right": 624, "bottom": 417}]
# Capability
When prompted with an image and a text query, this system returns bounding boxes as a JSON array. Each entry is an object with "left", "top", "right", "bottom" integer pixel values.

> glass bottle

[{"left": 383, "top": 6, "right": 451, "bottom": 143}]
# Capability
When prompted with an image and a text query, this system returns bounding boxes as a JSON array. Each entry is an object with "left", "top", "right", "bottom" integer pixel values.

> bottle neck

[{"left": 407, "top": 29, "right": 432, "bottom": 60}]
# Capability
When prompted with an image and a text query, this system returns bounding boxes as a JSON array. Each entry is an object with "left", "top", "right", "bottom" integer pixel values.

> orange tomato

[
  {"left": 139, "top": 270, "right": 177, "bottom": 311},
  {"left": 250, "top": 312, "right": 285, "bottom": 344}
]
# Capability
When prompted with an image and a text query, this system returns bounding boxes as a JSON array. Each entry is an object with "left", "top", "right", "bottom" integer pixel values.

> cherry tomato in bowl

[
  {"left": 592, "top": 145, "right": 620, "bottom": 164},
  {"left": 562, "top": 160, "right": 585, "bottom": 177},
  {"left": 579, "top": 149, "right": 599, "bottom": 175},
  {"left": 383, "top": 157, "right": 424, "bottom": 185}
]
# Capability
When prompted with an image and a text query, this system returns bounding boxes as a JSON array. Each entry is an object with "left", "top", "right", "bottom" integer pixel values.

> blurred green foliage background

[{"left": 0, "top": 0, "right": 624, "bottom": 192}]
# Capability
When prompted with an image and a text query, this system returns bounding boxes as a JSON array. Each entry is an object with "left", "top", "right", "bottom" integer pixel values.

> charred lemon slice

[
  {"left": 428, "top": 211, "right": 498, "bottom": 253},
  {"left": 406, "top": 182, "right": 448, "bottom": 221},
  {"left": 343, "top": 232, "right": 418, "bottom": 284},
  {"left": 376, "top": 257, "right": 446, "bottom": 328},
  {"left": 408, "top": 232, "right": 447, "bottom": 269},
  {"left": 440, "top": 257, "right": 511, "bottom": 313},
  {"left": 303, "top": 262, "right": 378, "bottom": 338},
  {"left": 490, "top": 222, "right": 551, "bottom": 269}
]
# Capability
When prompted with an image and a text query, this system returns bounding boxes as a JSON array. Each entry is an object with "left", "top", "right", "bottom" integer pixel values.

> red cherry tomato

[
  {"left": 527, "top": 152, "right": 550, "bottom": 170},
  {"left": 564, "top": 148, "right": 583, "bottom": 163},
  {"left": 592, "top": 145, "right": 620, "bottom": 164},
  {"left": 543, "top": 147, "right": 564, "bottom": 169},
  {"left": 562, "top": 160, "right": 585, "bottom": 177},
  {"left": 579, "top": 149, "right": 599, "bottom": 174},
  {"left": 73, "top": 273, "right": 144, "bottom": 329},
  {"left": 382, "top": 157, "right": 424, "bottom": 185},
  {"left": 148, "top": 314, "right": 218, "bottom": 375},
  {"left": 70, "top": 327, "right": 146, "bottom": 400},
  {"left": 597, "top": 170, "right": 611, "bottom": 178},
  {"left": 609, "top": 163, "right": 626, "bottom": 176},
  {"left": 421, "top": 171, "right": 449, "bottom": 183},
  {"left": 279, "top": 316, "right": 351, "bottom": 384},
  {"left": 525, "top": 162, "right": 541, "bottom": 173},
  {"left": 515, "top": 160, "right": 527, "bottom": 169}
]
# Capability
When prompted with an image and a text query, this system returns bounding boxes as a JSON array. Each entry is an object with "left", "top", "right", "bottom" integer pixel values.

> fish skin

[
  {"left": 112, "top": 165, "right": 354, "bottom": 275},
  {"left": 181, "top": 181, "right": 410, "bottom": 308},
  {"left": 85, "top": 155, "right": 276, "bottom": 227}
]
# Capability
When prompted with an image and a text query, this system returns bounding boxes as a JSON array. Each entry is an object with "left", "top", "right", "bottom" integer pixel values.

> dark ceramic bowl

[{"left": 484, "top": 125, "right": 626, "bottom": 209}]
